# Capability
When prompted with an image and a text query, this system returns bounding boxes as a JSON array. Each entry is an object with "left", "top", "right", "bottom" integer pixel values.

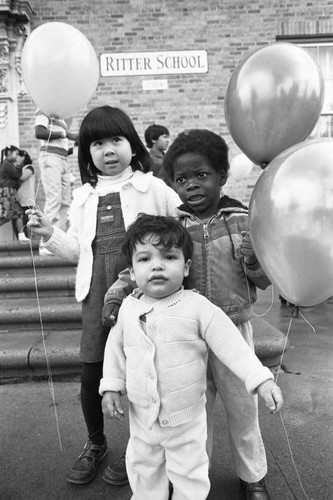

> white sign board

[
  {"left": 142, "top": 79, "right": 168, "bottom": 90},
  {"left": 100, "top": 50, "right": 208, "bottom": 77}
]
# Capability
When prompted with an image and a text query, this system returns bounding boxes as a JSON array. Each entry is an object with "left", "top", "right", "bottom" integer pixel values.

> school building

[{"left": 1, "top": 0, "right": 333, "bottom": 239}]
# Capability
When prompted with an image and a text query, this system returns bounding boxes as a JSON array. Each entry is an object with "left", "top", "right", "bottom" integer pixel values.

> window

[
  {"left": 301, "top": 44, "right": 333, "bottom": 138},
  {"left": 277, "top": 36, "right": 333, "bottom": 138}
]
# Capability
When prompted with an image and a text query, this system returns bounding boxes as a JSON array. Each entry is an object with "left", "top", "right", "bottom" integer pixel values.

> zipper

[{"left": 203, "top": 223, "right": 209, "bottom": 239}]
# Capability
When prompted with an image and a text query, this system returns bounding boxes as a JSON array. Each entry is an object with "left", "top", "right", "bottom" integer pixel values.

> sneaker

[
  {"left": 67, "top": 439, "right": 108, "bottom": 485},
  {"left": 239, "top": 477, "right": 270, "bottom": 500},
  {"left": 102, "top": 452, "right": 128, "bottom": 486},
  {"left": 18, "top": 232, "right": 29, "bottom": 242},
  {"left": 39, "top": 245, "right": 54, "bottom": 256}
]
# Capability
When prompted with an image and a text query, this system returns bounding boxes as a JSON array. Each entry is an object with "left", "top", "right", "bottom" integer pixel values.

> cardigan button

[
  {"left": 162, "top": 420, "right": 168, "bottom": 425},
  {"left": 106, "top": 205, "right": 112, "bottom": 210}
]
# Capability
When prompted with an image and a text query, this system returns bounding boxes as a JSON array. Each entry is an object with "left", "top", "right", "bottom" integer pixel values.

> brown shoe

[
  {"left": 102, "top": 452, "right": 128, "bottom": 486},
  {"left": 239, "top": 477, "right": 270, "bottom": 500},
  {"left": 67, "top": 439, "right": 108, "bottom": 485}
]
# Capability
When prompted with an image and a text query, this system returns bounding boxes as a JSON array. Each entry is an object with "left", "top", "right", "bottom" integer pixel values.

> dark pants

[{"left": 80, "top": 361, "right": 104, "bottom": 444}]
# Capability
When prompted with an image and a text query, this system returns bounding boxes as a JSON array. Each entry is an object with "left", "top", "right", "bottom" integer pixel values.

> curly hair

[
  {"left": 122, "top": 213, "right": 193, "bottom": 266},
  {"left": 163, "top": 129, "right": 229, "bottom": 184}
]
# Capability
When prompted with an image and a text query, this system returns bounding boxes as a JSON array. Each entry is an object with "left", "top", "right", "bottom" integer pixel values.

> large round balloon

[
  {"left": 225, "top": 43, "right": 324, "bottom": 166},
  {"left": 21, "top": 22, "right": 99, "bottom": 118},
  {"left": 249, "top": 138, "right": 333, "bottom": 307},
  {"left": 229, "top": 153, "right": 254, "bottom": 181}
]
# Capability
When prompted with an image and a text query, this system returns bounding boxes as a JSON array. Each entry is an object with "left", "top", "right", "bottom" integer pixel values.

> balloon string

[
  {"left": 19, "top": 128, "right": 63, "bottom": 451},
  {"left": 242, "top": 264, "right": 313, "bottom": 498},
  {"left": 28, "top": 238, "right": 63, "bottom": 451},
  {"left": 272, "top": 312, "right": 314, "bottom": 499},
  {"left": 241, "top": 259, "right": 275, "bottom": 318}
]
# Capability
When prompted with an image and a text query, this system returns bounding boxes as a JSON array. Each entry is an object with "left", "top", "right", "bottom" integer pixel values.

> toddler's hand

[
  {"left": 102, "top": 303, "right": 120, "bottom": 327},
  {"left": 257, "top": 379, "right": 283, "bottom": 414},
  {"left": 102, "top": 391, "right": 124, "bottom": 420}
]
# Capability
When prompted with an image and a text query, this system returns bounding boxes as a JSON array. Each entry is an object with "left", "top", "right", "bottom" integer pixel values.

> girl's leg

[
  {"left": 80, "top": 361, "right": 105, "bottom": 444},
  {"left": 67, "top": 361, "right": 107, "bottom": 485}
]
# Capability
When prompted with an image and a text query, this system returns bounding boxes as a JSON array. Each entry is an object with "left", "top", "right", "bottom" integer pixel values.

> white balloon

[
  {"left": 230, "top": 154, "right": 254, "bottom": 181},
  {"left": 22, "top": 22, "right": 99, "bottom": 118}
]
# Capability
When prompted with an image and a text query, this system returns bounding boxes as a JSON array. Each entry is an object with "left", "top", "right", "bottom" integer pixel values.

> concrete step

[
  {"left": 0, "top": 273, "right": 76, "bottom": 298},
  {"left": 0, "top": 297, "right": 82, "bottom": 331},
  {"left": 0, "top": 239, "right": 40, "bottom": 256}
]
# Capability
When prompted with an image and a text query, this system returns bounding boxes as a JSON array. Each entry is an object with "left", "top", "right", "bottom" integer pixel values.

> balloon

[
  {"left": 229, "top": 153, "right": 254, "bottom": 181},
  {"left": 225, "top": 43, "right": 324, "bottom": 166},
  {"left": 21, "top": 22, "right": 99, "bottom": 118},
  {"left": 249, "top": 138, "right": 333, "bottom": 307}
]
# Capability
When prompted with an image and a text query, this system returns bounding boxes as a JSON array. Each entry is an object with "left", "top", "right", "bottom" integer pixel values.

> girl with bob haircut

[{"left": 27, "top": 104, "right": 181, "bottom": 488}]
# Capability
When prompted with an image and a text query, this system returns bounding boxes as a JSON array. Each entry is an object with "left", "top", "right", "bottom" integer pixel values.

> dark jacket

[{"left": 0, "top": 159, "right": 22, "bottom": 190}]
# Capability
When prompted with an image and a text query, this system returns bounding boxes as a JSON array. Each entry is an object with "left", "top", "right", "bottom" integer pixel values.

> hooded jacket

[{"left": 176, "top": 195, "right": 270, "bottom": 324}]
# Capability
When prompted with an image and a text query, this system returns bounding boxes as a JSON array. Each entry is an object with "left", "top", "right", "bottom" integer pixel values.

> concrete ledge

[
  {"left": 0, "top": 298, "right": 81, "bottom": 324},
  {"left": 0, "top": 255, "right": 76, "bottom": 269},
  {"left": 0, "top": 274, "right": 76, "bottom": 292},
  {"left": 252, "top": 316, "right": 289, "bottom": 368},
  {"left": 0, "top": 329, "right": 81, "bottom": 381}
]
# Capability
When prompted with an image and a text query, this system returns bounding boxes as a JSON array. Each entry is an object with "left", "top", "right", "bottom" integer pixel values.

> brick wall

[{"left": 18, "top": 0, "right": 333, "bottom": 207}]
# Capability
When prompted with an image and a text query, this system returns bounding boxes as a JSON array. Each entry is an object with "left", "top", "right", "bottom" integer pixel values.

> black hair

[
  {"left": 163, "top": 129, "right": 230, "bottom": 184},
  {"left": 144, "top": 124, "right": 170, "bottom": 148},
  {"left": 78, "top": 105, "right": 151, "bottom": 186},
  {"left": 122, "top": 213, "right": 193, "bottom": 266},
  {"left": 19, "top": 149, "right": 33, "bottom": 167},
  {"left": 1, "top": 145, "right": 20, "bottom": 163}
]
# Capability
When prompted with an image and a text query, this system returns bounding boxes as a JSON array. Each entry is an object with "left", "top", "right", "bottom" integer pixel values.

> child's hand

[
  {"left": 102, "top": 303, "right": 120, "bottom": 326},
  {"left": 102, "top": 391, "right": 124, "bottom": 420},
  {"left": 26, "top": 208, "right": 53, "bottom": 240},
  {"left": 240, "top": 231, "right": 257, "bottom": 265},
  {"left": 257, "top": 380, "right": 283, "bottom": 414}
]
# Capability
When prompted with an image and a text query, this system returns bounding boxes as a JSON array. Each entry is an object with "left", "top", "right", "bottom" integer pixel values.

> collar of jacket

[
  {"left": 72, "top": 170, "right": 154, "bottom": 207},
  {"left": 176, "top": 195, "right": 248, "bottom": 218}
]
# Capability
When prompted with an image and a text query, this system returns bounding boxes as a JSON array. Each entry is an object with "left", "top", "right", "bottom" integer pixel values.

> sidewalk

[{"left": 1, "top": 290, "right": 332, "bottom": 499}]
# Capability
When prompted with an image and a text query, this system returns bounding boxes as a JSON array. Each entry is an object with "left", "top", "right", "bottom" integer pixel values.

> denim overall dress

[{"left": 81, "top": 192, "right": 128, "bottom": 363}]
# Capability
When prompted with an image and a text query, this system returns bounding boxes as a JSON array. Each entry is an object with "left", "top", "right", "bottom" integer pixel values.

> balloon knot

[{"left": 291, "top": 305, "right": 299, "bottom": 318}]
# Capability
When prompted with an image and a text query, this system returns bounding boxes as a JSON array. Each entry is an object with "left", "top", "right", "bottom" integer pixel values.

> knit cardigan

[
  {"left": 41, "top": 170, "right": 181, "bottom": 302},
  {"left": 99, "top": 289, "right": 273, "bottom": 429}
]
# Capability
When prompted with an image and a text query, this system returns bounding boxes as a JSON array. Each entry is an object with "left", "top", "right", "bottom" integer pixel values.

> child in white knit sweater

[{"left": 99, "top": 214, "right": 283, "bottom": 500}]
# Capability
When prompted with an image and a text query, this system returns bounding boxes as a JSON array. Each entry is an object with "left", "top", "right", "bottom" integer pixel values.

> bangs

[{"left": 81, "top": 107, "right": 130, "bottom": 144}]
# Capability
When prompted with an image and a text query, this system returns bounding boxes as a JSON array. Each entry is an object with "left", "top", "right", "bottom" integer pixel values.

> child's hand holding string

[
  {"left": 26, "top": 208, "right": 53, "bottom": 240},
  {"left": 102, "top": 391, "right": 124, "bottom": 420},
  {"left": 257, "top": 379, "right": 283, "bottom": 414},
  {"left": 240, "top": 231, "right": 258, "bottom": 266}
]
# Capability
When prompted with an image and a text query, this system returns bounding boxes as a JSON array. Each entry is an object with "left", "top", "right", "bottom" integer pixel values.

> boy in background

[{"left": 144, "top": 124, "right": 170, "bottom": 182}]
